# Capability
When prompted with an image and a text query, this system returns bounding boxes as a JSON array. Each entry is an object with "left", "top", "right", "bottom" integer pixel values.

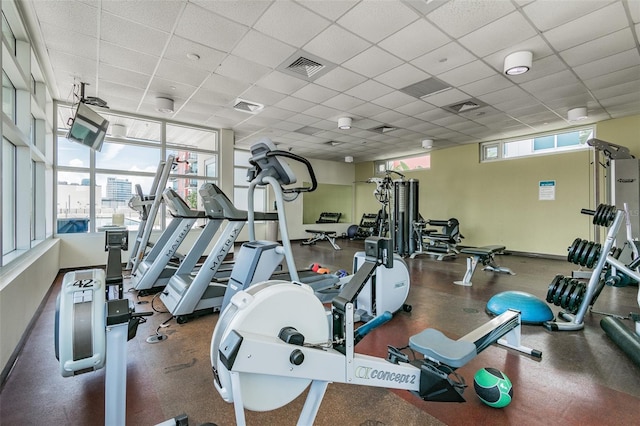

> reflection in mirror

[{"left": 303, "top": 183, "right": 352, "bottom": 225}]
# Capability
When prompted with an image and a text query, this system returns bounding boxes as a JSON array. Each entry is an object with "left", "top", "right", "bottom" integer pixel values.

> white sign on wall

[{"left": 539, "top": 180, "right": 556, "bottom": 201}]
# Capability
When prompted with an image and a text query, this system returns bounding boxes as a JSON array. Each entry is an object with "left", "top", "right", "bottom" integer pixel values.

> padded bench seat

[
  {"left": 301, "top": 229, "right": 341, "bottom": 250},
  {"left": 454, "top": 245, "right": 514, "bottom": 286},
  {"left": 409, "top": 328, "right": 477, "bottom": 368}
]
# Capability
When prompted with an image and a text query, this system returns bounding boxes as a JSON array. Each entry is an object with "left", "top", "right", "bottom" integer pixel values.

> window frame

[{"left": 480, "top": 126, "right": 594, "bottom": 162}]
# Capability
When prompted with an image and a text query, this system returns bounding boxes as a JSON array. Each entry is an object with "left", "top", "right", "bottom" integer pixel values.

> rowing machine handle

[{"left": 354, "top": 311, "right": 393, "bottom": 345}]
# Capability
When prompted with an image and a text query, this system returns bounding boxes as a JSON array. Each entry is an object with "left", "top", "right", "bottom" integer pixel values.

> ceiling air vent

[
  {"left": 295, "top": 126, "right": 323, "bottom": 136},
  {"left": 400, "top": 77, "right": 451, "bottom": 99},
  {"left": 277, "top": 50, "right": 336, "bottom": 82},
  {"left": 371, "top": 125, "right": 397, "bottom": 134},
  {"left": 443, "top": 98, "right": 487, "bottom": 114},
  {"left": 233, "top": 99, "right": 263, "bottom": 114}
]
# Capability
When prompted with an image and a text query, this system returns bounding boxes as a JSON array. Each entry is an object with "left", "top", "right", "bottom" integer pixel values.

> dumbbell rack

[{"left": 544, "top": 204, "right": 640, "bottom": 331}]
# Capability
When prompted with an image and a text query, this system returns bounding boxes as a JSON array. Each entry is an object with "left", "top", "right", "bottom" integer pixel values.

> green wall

[{"left": 354, "top": 115, "right": 640, "bottom": 256}]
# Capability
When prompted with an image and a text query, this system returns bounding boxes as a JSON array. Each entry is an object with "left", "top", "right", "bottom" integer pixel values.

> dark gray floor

[{"left": 1, "top": 238, "right": 639, "bottom": 425}]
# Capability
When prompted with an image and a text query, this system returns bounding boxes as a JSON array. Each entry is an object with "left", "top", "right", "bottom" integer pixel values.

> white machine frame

[{"left": 211, "top": 236, "right": 541, "bottom": 426}]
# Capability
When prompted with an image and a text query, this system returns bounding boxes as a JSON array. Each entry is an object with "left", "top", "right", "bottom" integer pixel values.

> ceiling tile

[
  {"left": 238, "top": 85, "right": 288, "bottom": 106},
  {"left": 437, "top": 60, "right": 496, "bottom": 87},
  {"left": 163, "top": 36, "right": 227, "bottom": 72},
  {"left": 543, "top": 2, "right": 629, "bottom": 51},
  {"left": 257, "top": 106, "right": 297, "bottom": 121},
  {"left": 458, "top": 11, "right": 537, "bottom": 57},
  {"left": 303, "top": 25, "right": 371, "bottom": 65},
  {"left": 200, "top": 74, "right": 251, "bottom": 98},
  {"left": 175, "top": 3, "right": 248, "bottom": 52},
  {"left": 583, "top": 65, "right": 640, "bottom": 91},
  {"left": 378, "top": 19, "right": 451, "bottom": 61},
  {"left": 426, "top": 0, "right": 515, "bottom": 39},
  {"left": 523, "top": 0, "right": 615, "bottom": 32},
  {"left": 479, "top": 85, "right": 530, "bottom": 105},
  {"left": 337, "top": 1, "right": 418, "bottom": 43},
  {"left": 100, "top": 41, "right": 159, "bottom": 75},
  {"left": 255, "top": 71, "right": 309, "bottom": 95},
  {"left": 593, "top": 80, "right": 640, "bottom": 100},
  {"left": 314, "top": 67, "right": 368, "bottom": 92},
  {"left": 231, "top": 31, "right": 297, "bottom": 69},
  {"left": 155, "top": 59, "right": 210, "bottom": 87},
  {"left": 99, "top": 63, "right": 150, "bottom": 90},
  {"left": 342, "top": 46, "right": 404, "bottom": 78},
  {"left": 254, "top": 1, "right": 329, "bottom": 45},
  {"left": 371, "top": 91, "right": 417, "bottom": 109},
  {"left": 349, "top": 102, "right": 389, "bottom": 118},
  {"left": 189, "top": 87, "right": 237, "bottom": 107},
  {"left": 297, "top": 0, "right": 358, "bottom": 21},
  {"left": 395, "top": 100, "right": 437, "bottom": 116},
  {"left": 345, "top": 79, "right": 394, "bottom": 102},
  {"left": 560, "top": 29, "right": 637, "bottom": 67},
  {"left": 147, "top": 76, "right": 195, "bottom": 100},
  {"left": 304, "top": 104, "right": 343, "bottom": 120},
  {"left": 274, "top": 96, "right": 317, "bottom": 113},
  {"left": 374, "top": 64, "right": 431, "bottom": 90},
  {"left": 411, "top": 42, "right": 476, "bottom": 75},
  {"left": 32, "top": 0, "right": 98, "bottom": 37},
  {"left": 291, "top": 83, "right": 339, "bottom": 103},
  {"left": 323, "top": 94, "right": 366, "bottom": 111},
  {"left": 49, "top": 50, "right": 97, "bottom": 83},
  {"left": 101, "top": 12, "right": 169, "bottom": 56},
  {"left": 459, "top": 74, "right": 513, "bottom": 97},
  {"left": 573, "top": 49, "right": 640, "bottom": 80},
  {"left": 101, "top": 0, "right": 183, "bottom": 32},
  {"left": 191, "top": 0, "right": 272, "bottom": 26},
  {"left": 519, "top": 70, "right": 579, "bottom": 94},
  {"left": 215, "top": 55, "right": 272, "bottom": 84},
  {"left": 40, "top": 23, "right": 97, "bottom": 61}
]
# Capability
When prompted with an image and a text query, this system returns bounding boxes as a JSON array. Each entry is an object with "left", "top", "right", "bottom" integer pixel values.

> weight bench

[
  {"left": 454, "top": 245, "right": 514, "bottom": 286},
  {"left": 301, "top": 229, "right": 341, "bottom": 250}
]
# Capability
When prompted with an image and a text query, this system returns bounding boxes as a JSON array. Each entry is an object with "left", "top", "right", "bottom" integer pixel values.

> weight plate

[
  {"left": 560, "top": 281, "right": 577, "bottom": 309},
  {"left": 568, "top": 283, "right": 585, "bottom": 314},
  {"left": 554, "top": 278, "right": 570, "bottom": 306},
  {"left": 572, "top": 240, "right": 588, "bottom": 265},
  {"left": 604, "top": 205, "right": 616, "bottom": 227},
  {"left": 567, "top": 238, "right": 582, "bottom": 263},
  {"left": 546, "top": 275, "right": 564, "bottom": 303},
  {"left": 593, "top": 204, "right": 604, "bottom": 226},
  {"left": 577, "top": 241, "right": 593, "bottom": 266},
  {"left": 585, "top": 243, "right": 601, "bottom": 268}
]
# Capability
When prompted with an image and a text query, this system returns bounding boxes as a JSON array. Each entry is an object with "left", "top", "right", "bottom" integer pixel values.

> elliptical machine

[{"left": 220, "top": 138, "right": 411, "bottom": 321}]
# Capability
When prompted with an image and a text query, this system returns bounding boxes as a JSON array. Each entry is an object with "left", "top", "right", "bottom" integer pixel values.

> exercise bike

[{"left": 210, "top": 236, "right": 541, "bottom": 425}]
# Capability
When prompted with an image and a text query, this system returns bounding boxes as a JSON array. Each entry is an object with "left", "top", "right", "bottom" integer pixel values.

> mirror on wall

[{"left": 302, "top": 183, "right": 352, "bottom": 225}]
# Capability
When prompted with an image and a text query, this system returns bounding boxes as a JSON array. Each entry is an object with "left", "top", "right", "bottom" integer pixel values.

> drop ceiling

[{"left": 23, "top": 0, "right": 640, "bottom": 162}]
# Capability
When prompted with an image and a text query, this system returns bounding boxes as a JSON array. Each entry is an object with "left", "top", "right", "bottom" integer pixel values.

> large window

[
  {"left": 2, "top": 139, "right": 16, "bottom": 255},
  {"left": 234, "top": 149, "right": 266, "bottom": 212},
  {"left": 2, "top": 71, "right": 16, "bottom": 122},
  {"left": 374, "top": 153, "right": 431, "bottom": 174},
  {"left": 55, "top": 105, "right": 219, "bottom": 233},
  {"left": 481, "top": 127, "right": 593, "bottom": 162}
]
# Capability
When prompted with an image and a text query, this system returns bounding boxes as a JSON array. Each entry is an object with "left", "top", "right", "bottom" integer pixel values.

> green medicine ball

[{"left": 473, "top": 367, "right": 513, "bottom": 408}]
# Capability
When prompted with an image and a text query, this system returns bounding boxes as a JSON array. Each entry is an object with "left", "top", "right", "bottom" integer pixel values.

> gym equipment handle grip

[
  {"left": 581, "top": 209, "right": 595, "bottom": 216},
  {"left": 354, "top": 311, "right": 393, "bottom": 344}
]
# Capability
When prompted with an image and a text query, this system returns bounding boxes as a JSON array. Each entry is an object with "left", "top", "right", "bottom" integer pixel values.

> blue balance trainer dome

[{"left": 486, "top": 291, "right": 554, "bottom": 325}]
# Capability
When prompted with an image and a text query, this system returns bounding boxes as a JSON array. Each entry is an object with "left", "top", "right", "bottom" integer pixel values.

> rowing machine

[{"left": 211, "top": 237, "right": 541, "bottom": 425}]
